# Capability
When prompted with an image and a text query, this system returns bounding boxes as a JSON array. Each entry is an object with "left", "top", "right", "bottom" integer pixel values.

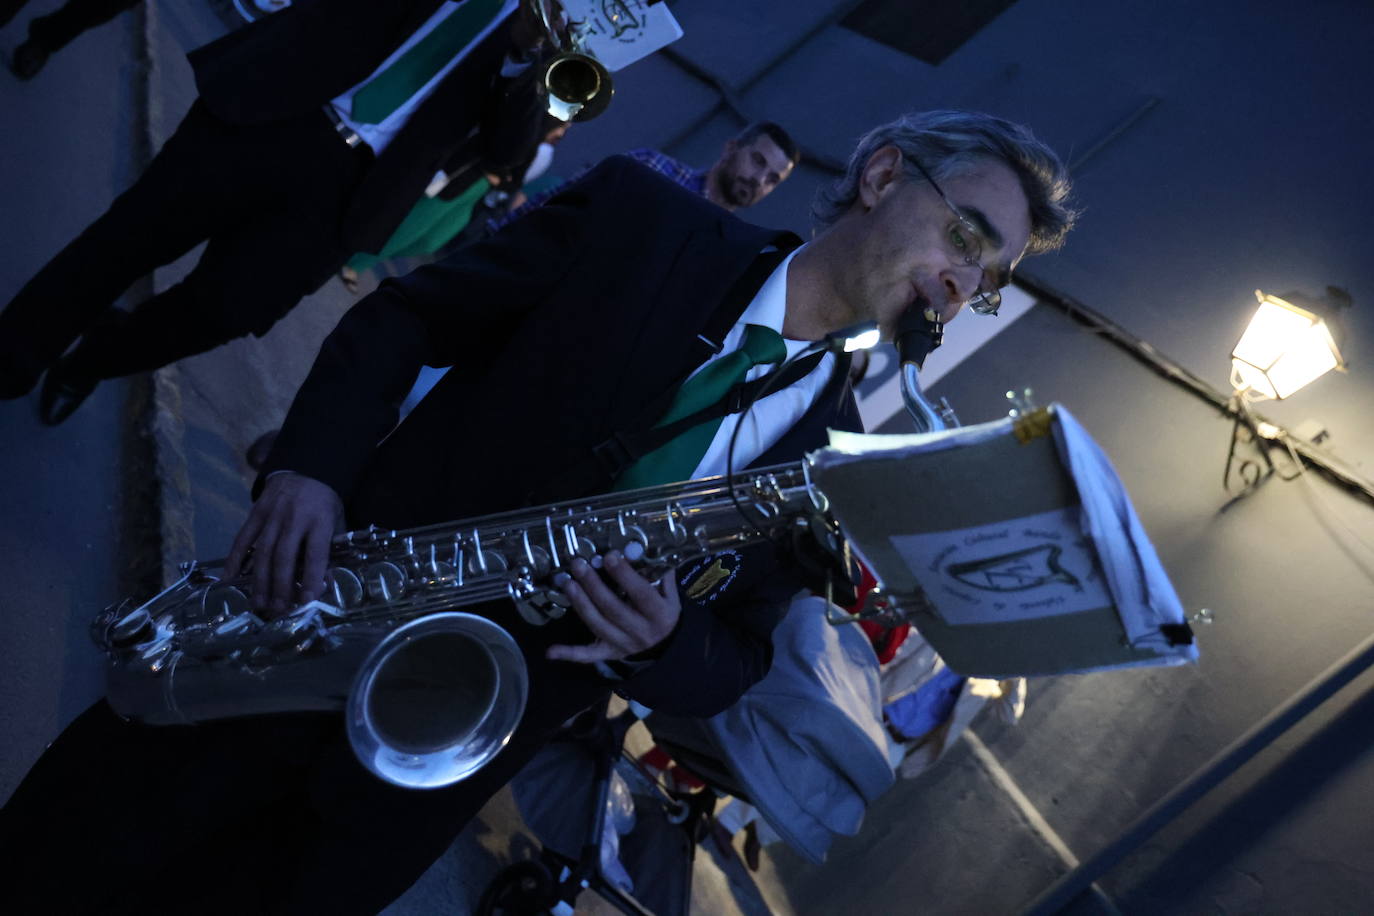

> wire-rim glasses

[{"left": 907, "top": 156, "right": 1003, "bottom": 316}]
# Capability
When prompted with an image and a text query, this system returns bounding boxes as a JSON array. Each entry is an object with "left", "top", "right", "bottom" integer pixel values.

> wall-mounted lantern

[
  {"left": 1224, "top": 289, "right": 1350, "bottom": 498},
  {"left": 1231, "top": 290, "right": 1345, "bottom": 400}
]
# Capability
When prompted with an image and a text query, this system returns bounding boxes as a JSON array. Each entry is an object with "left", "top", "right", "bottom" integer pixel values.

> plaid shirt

[
  {"left": 490, "top": 148, "right": 707, "bottom": 232},
  {"left": 620, "top": 148, "right": 708, "bottom": 197}
]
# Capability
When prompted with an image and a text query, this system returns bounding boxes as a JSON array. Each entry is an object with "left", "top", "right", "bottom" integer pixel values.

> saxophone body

[
  {"left": 92, "top": 464, "right": 836, "bottom": 788},
  {"left": 93, "top": 307, "right": 952, "bottom": 790}
]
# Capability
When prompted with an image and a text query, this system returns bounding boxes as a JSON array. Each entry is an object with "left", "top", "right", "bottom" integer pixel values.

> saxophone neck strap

[{"left": 527, "top": 350, "right": 828, "bottom": 504}]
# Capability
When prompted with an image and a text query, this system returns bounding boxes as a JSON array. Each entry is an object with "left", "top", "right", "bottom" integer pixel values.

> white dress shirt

[{"left": 690, "top": 244, "right": 835, "bottom": 479}]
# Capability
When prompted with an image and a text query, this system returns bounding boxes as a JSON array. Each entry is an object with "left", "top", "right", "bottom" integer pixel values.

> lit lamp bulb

[{"left": 1230, "top": 290, "right": 1344, "bottom": 399}]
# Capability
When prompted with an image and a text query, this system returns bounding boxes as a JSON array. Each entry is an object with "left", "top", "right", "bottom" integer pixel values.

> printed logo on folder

[{"left": 889, "top": 506, "right": 1111, "bottom": 625}]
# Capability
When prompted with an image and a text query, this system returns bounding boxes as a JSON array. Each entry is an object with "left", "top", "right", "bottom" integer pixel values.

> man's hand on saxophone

[
  {"left": 547, "top": 550, "right": 681, "bottom": 665},
  {"left": 225, "top": 469, "right": 682, "bottom": 660},
  {"left": 225, "top": 470, "right": 345, "bottom": 613}
]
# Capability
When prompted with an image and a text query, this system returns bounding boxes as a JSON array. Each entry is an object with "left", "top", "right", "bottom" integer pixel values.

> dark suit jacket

[
  {"left": 188, "top": 0, "right": 533, "bottom": 253},
  {"left": 263, "top": 156, "right": 862, "bottom": 716}
]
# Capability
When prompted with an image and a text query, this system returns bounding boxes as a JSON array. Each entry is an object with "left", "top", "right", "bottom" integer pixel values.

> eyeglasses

[{"left": 907, "top": 157, "right": 1003, "bottom": 316}]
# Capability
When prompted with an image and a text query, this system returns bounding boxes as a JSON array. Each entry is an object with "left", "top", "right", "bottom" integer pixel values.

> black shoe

[
  {"left": 10, "top": 41, "right": 49, "bottom": 80},
  {"left": 38, "top": 360, "right": 98, "bottom": 425}
]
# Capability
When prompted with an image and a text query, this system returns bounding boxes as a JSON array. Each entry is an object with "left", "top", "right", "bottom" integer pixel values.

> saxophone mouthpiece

[{"left": 895, "top": 300, "right": 944, "bottom": 369}]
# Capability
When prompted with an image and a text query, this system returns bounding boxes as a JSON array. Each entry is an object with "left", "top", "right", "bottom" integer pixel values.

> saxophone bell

[{"left": 347, "top": 612, "right": 527, "bottom": 789}]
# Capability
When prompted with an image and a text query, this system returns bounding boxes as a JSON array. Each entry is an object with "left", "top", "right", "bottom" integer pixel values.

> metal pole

[{"left": 1020, "top": 630, "right": 1374, "bottom": 915}]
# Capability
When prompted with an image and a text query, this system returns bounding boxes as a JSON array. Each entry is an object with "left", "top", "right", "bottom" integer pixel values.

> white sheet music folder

[
  {"left": 812, "top": 404, "right": 1199, "bottom": 678},
  {"left": 562, "top": 0, "right": 684, "bottom": 72}
]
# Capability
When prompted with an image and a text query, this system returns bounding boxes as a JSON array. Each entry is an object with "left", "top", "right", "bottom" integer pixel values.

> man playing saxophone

[{"left": 0, "top": 110, "right": 1074, "bottom": 914}]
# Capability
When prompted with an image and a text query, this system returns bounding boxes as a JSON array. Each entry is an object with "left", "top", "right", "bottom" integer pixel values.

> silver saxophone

[
  {"left": 92, "top": 464, "right": 841, "bottom": 789},
  {"left": 93, "top": 308, "right": 955, "bottom": 791}
]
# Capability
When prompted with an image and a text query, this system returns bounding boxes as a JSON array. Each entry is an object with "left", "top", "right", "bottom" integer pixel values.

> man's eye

[{"left": 948, "top": 224, "right": 969, "bottom": 251}]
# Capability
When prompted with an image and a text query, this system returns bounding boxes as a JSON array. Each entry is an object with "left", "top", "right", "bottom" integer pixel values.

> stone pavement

[{"left": 0, "top": 0, "right": 147, "bottom": 813}]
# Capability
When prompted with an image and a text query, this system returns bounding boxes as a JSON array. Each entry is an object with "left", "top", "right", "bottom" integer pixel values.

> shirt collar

[{"left": 735, "top": 244, "right": 809, "bottom": 354}]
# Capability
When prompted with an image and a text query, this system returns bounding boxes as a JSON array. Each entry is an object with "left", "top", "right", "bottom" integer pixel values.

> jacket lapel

[{"left": 607, "top": 219, "right": 801, "bottom": 431}]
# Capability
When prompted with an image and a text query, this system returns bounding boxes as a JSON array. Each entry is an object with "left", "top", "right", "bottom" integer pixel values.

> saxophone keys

[
  {"left": 467, "top": 528, "right": 512, "bottom": 577},
  {"left": 561, "top": 523, "right": 596, "bottom": 563},
  {"left": 510, "top": 580, "right": 572, "bottom": 626},
  {"left": 522, "top": 546, "right": 552, "bottom": 577},
  {"left": 324, "top": 567, "right": 365, "bottom": 609},
  {"left": 422, "top": 560, "right": 459, "bottom": 587},
  {"left": 608, "top": 524, "right": 648, "bottom": 563},
  {"left": 201, "top": 583, "right": 252, "bottom": 624},
  {"left": 750, "top": 501, "right": 782, "bottom": 521},
  {"left": 664, "top": 503, "right": 689, "bottom": 546},
  {"left": 96, "top": 605, "right": 153, "bottom": 649},
  {"left": 362, "top": 562, "right": 407, "bottom": 602},
  {"left": 466, "top": 548, "right": 509, "bottom": 577},
  {"left": 212, "top": 610, "right": 263, "bottom": 639},
  {"left": 520, "top": 529, "right": 552, "bottom": 576},
  {"left": 254, "top": 607, "right": 328, "bottom": 654}
]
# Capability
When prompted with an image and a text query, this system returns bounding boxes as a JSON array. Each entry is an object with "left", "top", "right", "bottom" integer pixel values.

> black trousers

[
  {"left": 0, "top": 0, "right": 142, "bottom": 50},
  {"left": 0, "top": 603, "right": 613, "bottom": 915},
  {"left": 0, "top": 97, "right": 368, "bottom": 396}
]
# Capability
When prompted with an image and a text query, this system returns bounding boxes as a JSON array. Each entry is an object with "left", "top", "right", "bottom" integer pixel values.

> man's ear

[{"left": 858, "top": 145, "right": 904, "bottom": 209}]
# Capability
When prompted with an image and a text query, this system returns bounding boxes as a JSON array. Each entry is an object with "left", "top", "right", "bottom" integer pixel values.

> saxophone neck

[
  {"left": 900, "top": 361, "right": 957, "bottom": 433},
  {"left": 894, "top": 307, "right": 959, "bottom": 433}
]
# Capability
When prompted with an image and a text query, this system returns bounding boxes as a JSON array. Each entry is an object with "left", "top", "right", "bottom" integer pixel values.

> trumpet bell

[
  {"left": 347, "top": 612, "right": 528, "bottom": 789},
  {"left": 543, "top": 52, "right": 613, "bottom": 122}
]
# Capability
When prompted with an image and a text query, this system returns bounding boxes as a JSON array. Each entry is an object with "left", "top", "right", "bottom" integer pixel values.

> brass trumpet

[{"left": 525, "top": 0, "right": 613, "bottom": 122}]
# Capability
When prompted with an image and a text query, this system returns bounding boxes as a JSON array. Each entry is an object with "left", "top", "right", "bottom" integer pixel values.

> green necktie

[
  {"left": 350, "top": 0, "right": 506, "bottom": 125},
  {"left": 615, "top": 324, "right": 787, "bottom": 491}
]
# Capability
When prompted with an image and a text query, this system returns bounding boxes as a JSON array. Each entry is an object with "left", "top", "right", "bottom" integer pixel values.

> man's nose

[{"left": 940, "top": 265, "right": 982, "bottom": 320}]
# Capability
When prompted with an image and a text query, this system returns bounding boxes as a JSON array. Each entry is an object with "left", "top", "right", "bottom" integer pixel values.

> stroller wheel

[
  {"left": 476, "top": 860, "right": 558, "bottom": 916},
  {"left": 663, "top": 798, "right": 691, "bottom": 825}
]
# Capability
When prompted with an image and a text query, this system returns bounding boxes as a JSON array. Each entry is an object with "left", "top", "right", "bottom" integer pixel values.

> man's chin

[{"left": 731, "top": 185, "right": 758, "bottom": 207}]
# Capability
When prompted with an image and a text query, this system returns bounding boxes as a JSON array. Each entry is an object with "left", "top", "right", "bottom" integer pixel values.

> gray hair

[{"left": 812, "top": 110, "right": 1077, "bottom": 254}]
